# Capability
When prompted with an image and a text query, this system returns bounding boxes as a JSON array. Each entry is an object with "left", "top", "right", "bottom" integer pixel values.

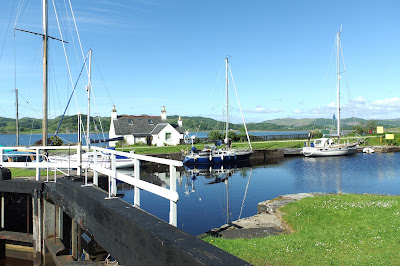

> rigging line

[
  {"left": 67, "top": 0, "right": 90, "bottom": 77},
  {"left": 50, "top": 57, "right": 88, "bottom": 146},
  {"left": 93, "top": 58, "right": 114, "bottom": 106},
  {"left": 51, "top": 0, "right": 81, "bottom": 114},
  {"left": 90, "top": 88, "right": 107, "bottom": 142},
  {"left": 48, "top": 48, "right": 63, "bottom": 117},
  {"left": 14, "top": 0, "right": 23, "bottom": 28},
  {"left": 339, "top": 41, "right": 355, "bottom": 120},
  {"left": 228, "top": 65, "right": 252, "bottom": 150},
  {"left": 28, "top": 118, "right": 36, "bottom": 145},
  {"left": 62, "top": 0, "right": 80, "bottom": 77},
  {"left": 14, "top": 0, "right": 31, "bottom": 28},
  {"left": 0, "top": 1, "right": 16, "bottom": 63}
]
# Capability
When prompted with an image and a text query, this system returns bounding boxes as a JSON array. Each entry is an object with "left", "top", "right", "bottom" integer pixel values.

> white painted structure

[{"left": 109, "top": 106, "right": 184, "bottom": 147}]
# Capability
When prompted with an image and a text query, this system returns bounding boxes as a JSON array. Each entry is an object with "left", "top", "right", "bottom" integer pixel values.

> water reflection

[{"left": 118, "top": 153, "right": 400, "bottom": 236}]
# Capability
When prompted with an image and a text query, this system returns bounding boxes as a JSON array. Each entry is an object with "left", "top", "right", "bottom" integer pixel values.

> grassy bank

[
  {"left": 203, "top": 194, "right": 400, "bottom": 265},
  {"left": 117, "top": 140, "right": 305, "bottom": 154}
]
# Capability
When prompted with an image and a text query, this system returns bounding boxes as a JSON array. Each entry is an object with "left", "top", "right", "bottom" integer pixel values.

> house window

[
  {"left": 148, "top": 119, "right": 154, "bottom": 125},
  {"left": 129, "top": 119, "right": 133, "bottom": 125},
  {"left": 165, "top": 132, "right": 171, "bottom": 140}
]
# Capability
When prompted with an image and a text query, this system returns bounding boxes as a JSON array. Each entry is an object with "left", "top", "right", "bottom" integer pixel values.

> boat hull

[
  {"left": 302, "top": 144, "right": 358, "bottom": 157},
  {"left": 183, "top": 150, "right": 253, "bottom": 165}
]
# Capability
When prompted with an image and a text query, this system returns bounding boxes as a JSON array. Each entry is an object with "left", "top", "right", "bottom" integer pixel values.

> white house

[{"left": 109, "top": 106, "right": 184, "bottom": 147}]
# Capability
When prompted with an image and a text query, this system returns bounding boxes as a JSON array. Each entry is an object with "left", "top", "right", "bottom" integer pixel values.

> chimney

[
  {"left": 111, "top": 105, "right": 117, "bottom": 120},
  {"left": 161, "top": 106, "right": 167, "bottom": 121},
  {"left": 178, "top": 116, "right": 182, "bottom": 127}
]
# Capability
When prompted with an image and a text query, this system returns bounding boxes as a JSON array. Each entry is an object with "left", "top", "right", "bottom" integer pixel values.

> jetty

[{"left": 0, "top": 145, "right": 249, "bottom": 265}]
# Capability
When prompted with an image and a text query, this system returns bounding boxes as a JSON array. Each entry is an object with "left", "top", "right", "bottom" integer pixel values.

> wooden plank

[
  {"left": 0, "top": 231, "right": 33, "bottom": 243},
  {"left": 45, "top": 178, "right": 250, "bottom": 265}
]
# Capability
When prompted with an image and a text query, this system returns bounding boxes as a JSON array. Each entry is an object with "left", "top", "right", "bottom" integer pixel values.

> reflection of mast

[
  {"left": 238, "top": 169, "right": 253, "bottom": 219},
  {"left": 225, "top": 178, "right": 230, "bottom": 225},
  {"left": 336, "top": 159, "right": 342, "bottom": 193}
]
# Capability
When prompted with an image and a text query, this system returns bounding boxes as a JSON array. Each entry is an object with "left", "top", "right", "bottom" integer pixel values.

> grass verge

[{"left": 203, "top": 194, "right": 400, "bottom": 265}]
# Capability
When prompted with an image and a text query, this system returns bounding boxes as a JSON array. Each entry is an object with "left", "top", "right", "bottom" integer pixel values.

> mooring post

[
  {"left": 133, "top": 158, "right": 140, "bottom": 207},
  {"left": 32, "top": 189, "right": 42, "bottom": 265},
  {"left": 1, "top": 192, "right": 4, "bottom": 229},
  {"left": 169, "top": 165, "right": 177, "bottom": 227}
]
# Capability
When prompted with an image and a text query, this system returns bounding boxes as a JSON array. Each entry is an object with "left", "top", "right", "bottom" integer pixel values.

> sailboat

[
  {"left": 302, "top": 27, "right": 358, "bottom": 157},
  {"left": 183, "top": 58, "right": 253, "bottom": 164}
]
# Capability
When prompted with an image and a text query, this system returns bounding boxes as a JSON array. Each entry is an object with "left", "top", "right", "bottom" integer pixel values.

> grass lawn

[
  {"left": 203, "top": 194, "right": 400, "bottom": 265},
  {"left": 9, "top": 168, "right": 48, "bottom": 177}
]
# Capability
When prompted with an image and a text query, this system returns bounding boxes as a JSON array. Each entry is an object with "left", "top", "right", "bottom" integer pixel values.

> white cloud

[
  {"left": 353, "top": 96, "right": 366, "bottom": 104},
  {"left": 250, "top": 107, "right": 282, "bottom": 113}
]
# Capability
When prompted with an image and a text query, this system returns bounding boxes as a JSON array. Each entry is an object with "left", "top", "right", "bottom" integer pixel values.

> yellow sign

[
  {"left": 385, "top": 134, "right": 394, "bottom": 140},
  {"left": 377, "top": 126, "right": 384, "bottom": 134}
]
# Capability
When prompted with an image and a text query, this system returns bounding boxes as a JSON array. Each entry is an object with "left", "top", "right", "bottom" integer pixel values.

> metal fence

[{"left": 0, "top": 145, "right": 182, "bottom": 226}]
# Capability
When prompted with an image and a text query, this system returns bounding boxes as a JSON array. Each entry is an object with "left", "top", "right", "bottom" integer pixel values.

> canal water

[
  {"left": 118, "top": 152, "right": 400, "bottom": 236},
  {"left": 1, "top": 134, "right": 399, "bottom": 236}
]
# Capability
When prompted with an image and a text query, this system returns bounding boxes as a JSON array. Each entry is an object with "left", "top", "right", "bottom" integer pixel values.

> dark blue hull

[{"left": 183, "top": 151, "right": 252, "bottom": 165}]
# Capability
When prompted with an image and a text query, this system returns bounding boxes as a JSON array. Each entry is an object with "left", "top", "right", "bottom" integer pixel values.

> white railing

[{"left": 0, "top": 145, "right": 183, "bottom": 226}]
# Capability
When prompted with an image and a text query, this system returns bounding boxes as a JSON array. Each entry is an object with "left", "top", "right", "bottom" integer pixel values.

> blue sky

[{"left": 0, "top": 0, "right": 399, "bottom": 125}]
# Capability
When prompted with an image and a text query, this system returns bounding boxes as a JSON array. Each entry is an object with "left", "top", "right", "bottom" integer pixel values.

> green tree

[
  {"left": 49, "top": 135, "right": 63, "bottom": 146},
  {"left": 208, "top": 130, "right": 223, "bottom": 140}
]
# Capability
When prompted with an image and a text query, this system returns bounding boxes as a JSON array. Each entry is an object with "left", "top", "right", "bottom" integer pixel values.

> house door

[{"left": 146, "top": 136, "right": 152, "bottom": 146}]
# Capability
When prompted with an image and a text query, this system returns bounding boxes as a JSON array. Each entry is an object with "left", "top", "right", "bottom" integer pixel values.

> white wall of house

[
  {"left": 152, "top": 124, "right": 182, "bottom": 147},
  {"left": 109, "top": 119, "right": 118, "bottom": 147}
]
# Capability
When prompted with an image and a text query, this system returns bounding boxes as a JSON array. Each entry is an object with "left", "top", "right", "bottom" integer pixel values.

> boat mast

[
  {"left": 336, "top": 27, "right": 341, "bottom": 140},
  {"left": 86, "top": 49, "right": 92, "bottom": 146},
  {"left": 42, "top": 0, "right": 48, "bottom": 146},
  {"left": 225, "top": 57, "right": 229, "bottom": 148},
  {"left": 15, "top": 88, "right": 19, "bottom": 145}
]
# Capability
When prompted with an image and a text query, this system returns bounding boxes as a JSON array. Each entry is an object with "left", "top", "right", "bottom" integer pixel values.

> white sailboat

[
  {"left": 183, "top": 58, "right": 253, "bottom": 164},
  {"left": 303, "top": 27, "right": 358, "bottom": 157}
]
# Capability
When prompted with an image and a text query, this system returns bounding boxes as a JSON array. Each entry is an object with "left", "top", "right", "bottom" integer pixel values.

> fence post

[
  {"left": 111, "top": 153, "right": 117, "bottom": 196},
  {"left": 133, "top": 158, "right": 140, "bottom": 207},
  {"left": 36, "top": 148, "right": 40, "bottom": 181},
  {"left": 93, "top": 149, "right": 98, "bottom": 186},
  {"left": 169, "top": 165, "right": 177, "bottom": 227}
]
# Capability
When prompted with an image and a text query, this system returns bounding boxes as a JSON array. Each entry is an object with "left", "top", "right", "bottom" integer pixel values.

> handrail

[{"left": 0, "top": 145, "right": 182, "bottom": 226}]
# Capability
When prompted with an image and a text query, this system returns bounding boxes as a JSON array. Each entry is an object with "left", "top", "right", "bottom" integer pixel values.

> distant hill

[
  {"left": 1, "top": 115, "right": 399, "bottom": 134},
  {"left": 0, "top": 115, "right": 110, "bottom": 134}
]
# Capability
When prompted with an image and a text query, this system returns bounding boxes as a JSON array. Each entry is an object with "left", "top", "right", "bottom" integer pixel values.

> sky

[{"left": 0, "top": 0, "right": 399, "bottom": 125}]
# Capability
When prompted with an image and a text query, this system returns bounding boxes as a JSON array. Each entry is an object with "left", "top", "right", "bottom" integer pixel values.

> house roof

[
  {"left": 114, "top": 116, "right": 163, "bottom": 136},
  {"left": 113, "top": 116, "right": 184, "bottom": 136},
  {"left": 150, "top": 123, "right": 169, "bottom": 135}
]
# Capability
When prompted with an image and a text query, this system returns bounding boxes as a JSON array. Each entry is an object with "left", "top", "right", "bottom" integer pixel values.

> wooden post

[
  {"left": 1, "top": 192, "right": 4, "bottom": 229},
  {"left": 71, "top": 220, "right": 78, "bottom": 260},
  {"left": 32, "top": 189, "right": 42, "bottom": 265}
]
